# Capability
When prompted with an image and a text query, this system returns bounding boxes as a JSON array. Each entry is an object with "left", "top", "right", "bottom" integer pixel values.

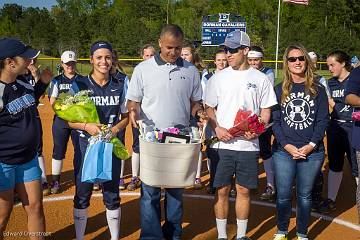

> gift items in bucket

[
  {"left": 53, "top": 90, "right": 129, "bottom": 183},
  {"left": 137, "top": 120, "right": 202, "bottom": 188}
]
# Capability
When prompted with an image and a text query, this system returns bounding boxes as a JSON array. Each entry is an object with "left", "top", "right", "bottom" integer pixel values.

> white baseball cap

[
  {"left": 308, "top": 51, "right": 317, "bottom": 59},
  {"left": 61, "top": 51, "right": 77, "bottom": 63},
  {"left": 220, "top": 30, "right": 251, "bottom": 49}
]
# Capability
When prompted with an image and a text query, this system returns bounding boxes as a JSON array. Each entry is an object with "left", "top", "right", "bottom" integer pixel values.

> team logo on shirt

[
  {"left": 282, "top": 92, "right": 315, "bottom": 130},
  {"left": 6, "top": 94, "right": 35, "bottom": 115},
  {"left": 247, "top": 82, "right": 257, "bottom": 90},
  {"left": 90, "top": 95, "right": 120, "bottom": 106}
]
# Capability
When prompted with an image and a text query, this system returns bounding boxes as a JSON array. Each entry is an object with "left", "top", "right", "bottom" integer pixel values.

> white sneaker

[{"left": 273, "top": 234, "right": 288, "bottom": 240}]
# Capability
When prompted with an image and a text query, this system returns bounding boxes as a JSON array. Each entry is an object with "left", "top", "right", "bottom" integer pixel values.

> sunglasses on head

[
  {"left": 287, "top": 56, "right": 305, "bottom": 62},
  {"left": 224, "top": 47, "right": 243, "bottom": 54}
]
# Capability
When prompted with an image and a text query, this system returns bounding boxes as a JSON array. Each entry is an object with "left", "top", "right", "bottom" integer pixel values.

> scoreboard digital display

[{"left": 201, "top": 14, "right": 246, "bottom": 47}]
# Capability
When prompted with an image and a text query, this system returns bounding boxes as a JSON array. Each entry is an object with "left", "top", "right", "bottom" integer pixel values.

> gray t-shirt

[{"left": 126, "top": 54, "right": 202, "bottom": 129}]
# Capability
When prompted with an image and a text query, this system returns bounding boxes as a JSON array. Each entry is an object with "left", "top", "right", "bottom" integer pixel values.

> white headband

[{"left": 248, "top": 50, "right": 263, "bottom": 58}]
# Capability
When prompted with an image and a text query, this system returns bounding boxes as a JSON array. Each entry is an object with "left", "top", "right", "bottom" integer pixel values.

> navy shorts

[
  {"left": 132, "top": 127, "right": 140, "bottom": 153},
  {"left": 52, "top": 116, "right": 79, "bottom": 160},
  {"left": 259, "top": 127, "right": 272, "bottom": 160},
  {"left": 213, "top": 149, "right": 259, "bottom": 189}
]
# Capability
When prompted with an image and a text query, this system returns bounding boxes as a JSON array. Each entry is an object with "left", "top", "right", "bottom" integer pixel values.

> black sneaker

[
  {"left": 260, "top": 186, "right": 276, "bottom": 202},
  {"left": 237, "top": 237, "right": 252, "bottom": 240},
  {"left": 318, "top": 198, "right": 336, "bottom": 213}
]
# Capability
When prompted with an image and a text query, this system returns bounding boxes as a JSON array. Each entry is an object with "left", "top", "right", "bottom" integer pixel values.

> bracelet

[{"left": 83, "top": 123, "right": 87, "bottom": 131}]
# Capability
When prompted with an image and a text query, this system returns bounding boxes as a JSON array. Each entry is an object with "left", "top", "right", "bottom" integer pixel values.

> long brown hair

[
  {"left": 182, "top": 41, "right": 206, "bottom": 71},
  {"left": 281, "top": 44, "right": 317, "bottom": 104}
]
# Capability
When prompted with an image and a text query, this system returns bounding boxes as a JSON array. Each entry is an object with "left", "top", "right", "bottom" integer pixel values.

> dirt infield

[{"left": 4, "top": 99, "right": 360, "bottom": 239}]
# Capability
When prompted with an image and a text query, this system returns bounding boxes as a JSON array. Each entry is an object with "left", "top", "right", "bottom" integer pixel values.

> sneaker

[
  {"left": 42, "top": 182, "right": 51, "bottom": 196},
  {"left": 311, "top": 199, "right": 324, "bottom": 213},
  {"left": 50, "top": 180, "right": 61, "bottom": 194},
  {"left": 127, "top": 176, "right": 141, "bottom": 191},
  {"left": 260, "top": 185, "right": 276, "bottom": 202},
  {"left": 230, "top": 188, "right": 236, "bottom": 197},
  {"left": 318, "top": 198, "right": 336, "bottom": 213},
  {"left": 119, "top": 178, "right": 126, "bottom": 190},
  {"left": 93, "top": 183, "right": 101, "bottom": 191},
  {"left": 193, "top": 178, "right": 203, "bottom": 190},
  {"left": 237, "top": 237, "right": 252, "bottom": 240},
  {"left": 296, "top": 236, "right": 308, "bottom": 240},
  {"left": 273, "top": 234, "right": 288, "bottom": 240}
]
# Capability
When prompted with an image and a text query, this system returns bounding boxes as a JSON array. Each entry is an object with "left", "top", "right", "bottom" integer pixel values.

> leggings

[{"left": 356, "top": 151, "right": 360, "bottom": 223}]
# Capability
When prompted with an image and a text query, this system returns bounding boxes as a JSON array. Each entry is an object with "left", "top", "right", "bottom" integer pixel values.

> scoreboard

[{"left": 201, "top": 13, "right": 246, "bottom": 47}]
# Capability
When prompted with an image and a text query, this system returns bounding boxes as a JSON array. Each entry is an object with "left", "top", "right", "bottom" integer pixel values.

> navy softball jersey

[
  {"left": 328, "top": 76, "right": 353, "bottom": 121},
  {"left": 70, "top": 75, "right": 127, "bottom": 137},
  {"left": 0, "top": 79, "right": 47, "bottom": 165},
  {"left": 48, "top": 73, "right": 82, "bottom": 98},
  {"left": 345, "top": 67, "right": 360, "bottom": 150}
]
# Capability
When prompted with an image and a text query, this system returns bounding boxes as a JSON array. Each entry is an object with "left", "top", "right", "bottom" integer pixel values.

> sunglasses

[
  {"left": 224, "top": 47, "right": 242, "bottom": 54},
  {"left": 287, "top": 56, "right": 305, "bottom": 62}
]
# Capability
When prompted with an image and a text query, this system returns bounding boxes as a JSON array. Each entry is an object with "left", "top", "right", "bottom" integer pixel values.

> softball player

[
  {"left": 18, "top": 57, "right": 50, "bottom": 196},
  {"left": 0, "top": 38, "right": 52, "bottom": 239},
  {"left": 111, "top": 49, "right": 128, "bottom": 190},
  {"left": 181, "top": 41, "right": 208, "bottom": 189},
  {"left": 48, "top": 50, "right": 82, "bottom": 194},
  {"left": 322, "top": 50, "right": 358, "bottom": 212},
  {"left": 248, "top": 46, "right": 275, "bottom": 202},
  {"left": 126, "top": 45, "right": 156, "bottom": 192},
  {"left": 68, "top": 41, "right": 128, "bottom": 240}
]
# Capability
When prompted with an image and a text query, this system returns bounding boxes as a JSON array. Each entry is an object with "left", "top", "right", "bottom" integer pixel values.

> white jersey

[{"left": 204, "top": 66, "right": 277, "bottom": 151}]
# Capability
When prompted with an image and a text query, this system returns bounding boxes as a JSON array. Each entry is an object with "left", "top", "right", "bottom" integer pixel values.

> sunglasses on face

[
  {"left": 224, "top": 47, "right": 242, "bottom": 54},
  {"left": 287, "top": 56, "right": 305, "bottom": 62}
]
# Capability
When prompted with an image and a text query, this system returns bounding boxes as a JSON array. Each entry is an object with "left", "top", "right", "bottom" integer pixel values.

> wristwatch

[{"left": 309, "top": 142, "right": 316, "bottom": 148}]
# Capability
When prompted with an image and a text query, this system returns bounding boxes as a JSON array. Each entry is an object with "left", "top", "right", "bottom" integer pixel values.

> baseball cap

[
  {"left": 308, "top": 51, "right": 317, "bottom": 59},
  {"left": 90, "top": 41, "right": 112, "bottom": 55},
  {"left": 0, "top": 38, "right": 40, "bottom": 60},
  {"left": 351, "top": 56, "right": 359, "bottom": 66},
  {"left": 220, "top": 31, "right": 250, "bottom": 49},
  {"left": 61, "top": 51, "right": 77, "bottom": 63}
]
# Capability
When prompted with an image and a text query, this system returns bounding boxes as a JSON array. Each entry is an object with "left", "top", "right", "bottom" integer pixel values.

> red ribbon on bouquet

[{"left": 228, "top": 109, "right": 266, "bottom": 137}]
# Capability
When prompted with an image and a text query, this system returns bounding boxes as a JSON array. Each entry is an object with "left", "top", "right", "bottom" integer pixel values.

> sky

[{"left": 0, "top": 0, "right": 58, "bottom": 9}]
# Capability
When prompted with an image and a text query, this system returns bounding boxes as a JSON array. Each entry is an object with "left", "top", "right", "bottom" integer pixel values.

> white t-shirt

[{"left": 204, "top": 66, "right": 277, "bottom": 151}]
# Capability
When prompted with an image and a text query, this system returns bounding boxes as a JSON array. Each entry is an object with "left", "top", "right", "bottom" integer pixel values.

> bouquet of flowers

[
  {"left": 228, "top": 108, "right": 266, "bottom": 137},
  {"left": 204, "top": 108, "right": 267, "bottom": 145},
  {"left": 53, "top": 90, "right": 129, "bottom": 160},
  {"left": 352, "top": 111, "right": 360, "bottom": 121},
  {"left": 53, "top": 90, "right": 100, "bottom": 123}
]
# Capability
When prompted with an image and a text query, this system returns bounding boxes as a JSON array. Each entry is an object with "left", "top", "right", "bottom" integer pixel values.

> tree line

[{"left": 0, "top": 0, "right": 359, "bottom": 60}]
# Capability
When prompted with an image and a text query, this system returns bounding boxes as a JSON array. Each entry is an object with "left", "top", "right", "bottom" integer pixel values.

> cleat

[
  {"left": 127, "top": 176, "right": 141, "bottom": 191},
  {"left": 50, "top": 180, "right": 61, "bottom": 194}
]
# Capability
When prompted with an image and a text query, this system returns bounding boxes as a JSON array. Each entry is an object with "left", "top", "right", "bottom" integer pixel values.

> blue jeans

[
  {"left": 273, "top": 150, "right": 324, "bottom": 238},
  {"left": 140, "top": 183, "right": 183, "bottom": 240}
]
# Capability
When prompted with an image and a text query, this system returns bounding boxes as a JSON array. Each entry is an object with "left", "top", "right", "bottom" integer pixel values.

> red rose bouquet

[{"left": 228, "top": 108, "right": 266, "bottom": 137}]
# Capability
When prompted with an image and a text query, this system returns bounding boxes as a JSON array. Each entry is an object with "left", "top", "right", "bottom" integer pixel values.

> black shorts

[{"left": 213, "top": 149, "right": 259, "bottom": 189}]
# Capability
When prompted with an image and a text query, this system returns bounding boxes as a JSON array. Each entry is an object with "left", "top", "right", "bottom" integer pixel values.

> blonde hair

[{"left": 281, "top": 44, "right": 317, "bottom": 104}]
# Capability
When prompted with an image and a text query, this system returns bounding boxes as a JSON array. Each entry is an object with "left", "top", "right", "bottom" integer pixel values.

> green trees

[{"left": 0, "top": 0, "right": 359, "bottom": 59}]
